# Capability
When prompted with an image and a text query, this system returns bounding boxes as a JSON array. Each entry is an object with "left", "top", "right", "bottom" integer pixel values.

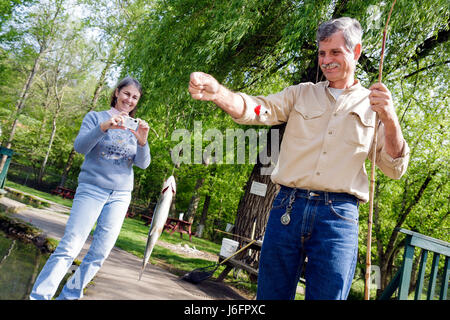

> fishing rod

[
  {"left": 214, "top": 229, "right": 258, "bottom": 242},
  {"left": 365, "top": 0, "right": 397, "bottom": 300}
]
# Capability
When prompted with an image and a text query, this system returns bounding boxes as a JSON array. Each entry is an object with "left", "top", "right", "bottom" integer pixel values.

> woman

[{"left": 30, "top": 77, "right": 151, "bottom": 300}]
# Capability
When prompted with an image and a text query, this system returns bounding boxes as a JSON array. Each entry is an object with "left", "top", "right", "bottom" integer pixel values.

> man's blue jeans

[
  {"left": 29, "top": 183, "right": 131, "bottom": 300},
  {"left": 257, "top": 186, "right": 360, "bottom": 300}
]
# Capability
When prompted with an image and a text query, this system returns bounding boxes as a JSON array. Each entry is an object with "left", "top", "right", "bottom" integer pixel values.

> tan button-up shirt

[{"left": 233, "top": 80, "right": 410, "bottom": 202}]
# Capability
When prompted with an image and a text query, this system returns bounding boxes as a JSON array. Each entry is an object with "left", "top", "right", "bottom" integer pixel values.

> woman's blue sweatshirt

[{"left": 74, "top": 111, "right": 151, "bottom": 191}]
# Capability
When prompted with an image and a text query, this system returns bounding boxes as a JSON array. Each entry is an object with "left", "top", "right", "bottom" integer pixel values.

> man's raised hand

[
  {"left": 188, "top": 71, "right": 245, "bottom": 118},
  {"left": 188, "top": 72, "right": 220, "bottom": 101}
]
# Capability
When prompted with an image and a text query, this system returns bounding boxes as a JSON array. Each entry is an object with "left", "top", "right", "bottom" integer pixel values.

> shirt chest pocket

[
  {"left": 285, "top": 104, "right": 327, "bottom": 139},
  {"left": 343, "top": 109, "right": 375, "bottom": 151}
]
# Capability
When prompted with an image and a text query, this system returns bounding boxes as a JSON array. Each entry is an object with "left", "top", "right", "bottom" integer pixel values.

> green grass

[
  {"left": 347, "top": 278, "right": 377, "bottom": 300},
  {"left": 5, "top": 181, "right": 74, "bottom": 208},
  {"left": 116, "top": 217, "right": 222, "bottom": 274}
]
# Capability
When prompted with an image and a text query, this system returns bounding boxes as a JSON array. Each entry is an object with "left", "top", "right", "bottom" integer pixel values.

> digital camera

[{"left": 122, "top": 116, "right": 139, "bottom": 131}]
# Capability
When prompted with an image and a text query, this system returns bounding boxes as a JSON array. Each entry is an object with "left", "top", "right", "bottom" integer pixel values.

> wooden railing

[
  {"left": 0, "top": 147, "right": 14, "bottom": 190},
  {"left": 379, "top": 228, "right": 449, "bottom": 300}
]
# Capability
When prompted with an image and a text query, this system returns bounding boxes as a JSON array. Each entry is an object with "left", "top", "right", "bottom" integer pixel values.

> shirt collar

[
  {"left": 323, "top": 79, "right": 362, "bottom": 92},
  {"left": 108, "top": 107, "right": 122, "bottom": 116}
]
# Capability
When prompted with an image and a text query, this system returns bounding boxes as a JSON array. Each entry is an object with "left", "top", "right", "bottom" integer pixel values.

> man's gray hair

[{"left": 317, "top": 17, "right": 362, "bottom": 51}]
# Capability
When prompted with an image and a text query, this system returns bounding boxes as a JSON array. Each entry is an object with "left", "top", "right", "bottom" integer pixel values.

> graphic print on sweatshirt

[{"left": 100, "top": 130, "right": 135, "bottom": 166}]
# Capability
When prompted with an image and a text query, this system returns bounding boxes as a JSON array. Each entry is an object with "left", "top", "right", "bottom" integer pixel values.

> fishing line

[{"left": 169, "top": 100, "right": 197, "bottom": 176}]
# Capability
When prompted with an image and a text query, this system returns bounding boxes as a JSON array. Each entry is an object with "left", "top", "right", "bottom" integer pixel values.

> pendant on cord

[
  {"left": 280, "top": 212, "right": 291, "bottom": 225},
  {"left": 281, "top": 193, "right": 295, "bottom": 226}
]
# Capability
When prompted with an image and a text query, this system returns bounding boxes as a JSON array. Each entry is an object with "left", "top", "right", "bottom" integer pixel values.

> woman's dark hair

[{"left": 110, "top": 76, "right": 143, "bottom": 118}]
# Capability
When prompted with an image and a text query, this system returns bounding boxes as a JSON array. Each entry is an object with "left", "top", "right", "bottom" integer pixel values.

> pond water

[{"left": 0, "top": 230, "right": 49, "bottom": 300}]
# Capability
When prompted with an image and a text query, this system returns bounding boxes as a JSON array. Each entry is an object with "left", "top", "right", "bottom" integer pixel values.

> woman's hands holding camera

[
  {"left": 100, "top": 112, "right": 149, "bottom": 146},
  {"left": 100, "top": 113, "right": 127, "bottom": 132},
  {"left": 133, "top": 119, "right": 149, "bottom": 146}
]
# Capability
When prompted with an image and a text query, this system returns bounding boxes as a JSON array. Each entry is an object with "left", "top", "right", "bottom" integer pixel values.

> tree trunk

[
  {"left": 38, "top": 86, "right": 52, "bottom": 141},
  {"left": 0, "top": 52, "right": 42, "bottom": 171},
  {"left": 59, "top": 148, "right": 76, "bottom": 187},
  {"left": 185, "top": 177, "right": 205, "bottom": 223},
  {"left": 0, "top": 1, "right": 63, "bottom": 169},
  {"left": 39, "top": 83, "right": 64, "bottom": 183},
  {"left": 196, "top": 194, "right": 211, "bottom": 238},
  {"left": 38, "top": 114, "right": 57, "bottom": 183}
]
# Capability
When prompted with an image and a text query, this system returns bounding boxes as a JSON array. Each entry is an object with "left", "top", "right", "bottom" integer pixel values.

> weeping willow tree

[{"left": 121, "top": 0, "right": 449, "bottom": 294}]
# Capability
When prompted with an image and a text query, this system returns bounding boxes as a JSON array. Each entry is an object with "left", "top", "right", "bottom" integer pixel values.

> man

[{"left": 188, "top": 17, "right": 409, "bottom": 300}]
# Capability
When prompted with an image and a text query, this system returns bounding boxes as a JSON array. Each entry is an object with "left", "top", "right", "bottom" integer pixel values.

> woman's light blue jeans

[
  {"left": 257, "top": 186, "right": 360, "bottom": 300},
  {"left": 30, "top": 183, "right": 131, "bottom": 300}
]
